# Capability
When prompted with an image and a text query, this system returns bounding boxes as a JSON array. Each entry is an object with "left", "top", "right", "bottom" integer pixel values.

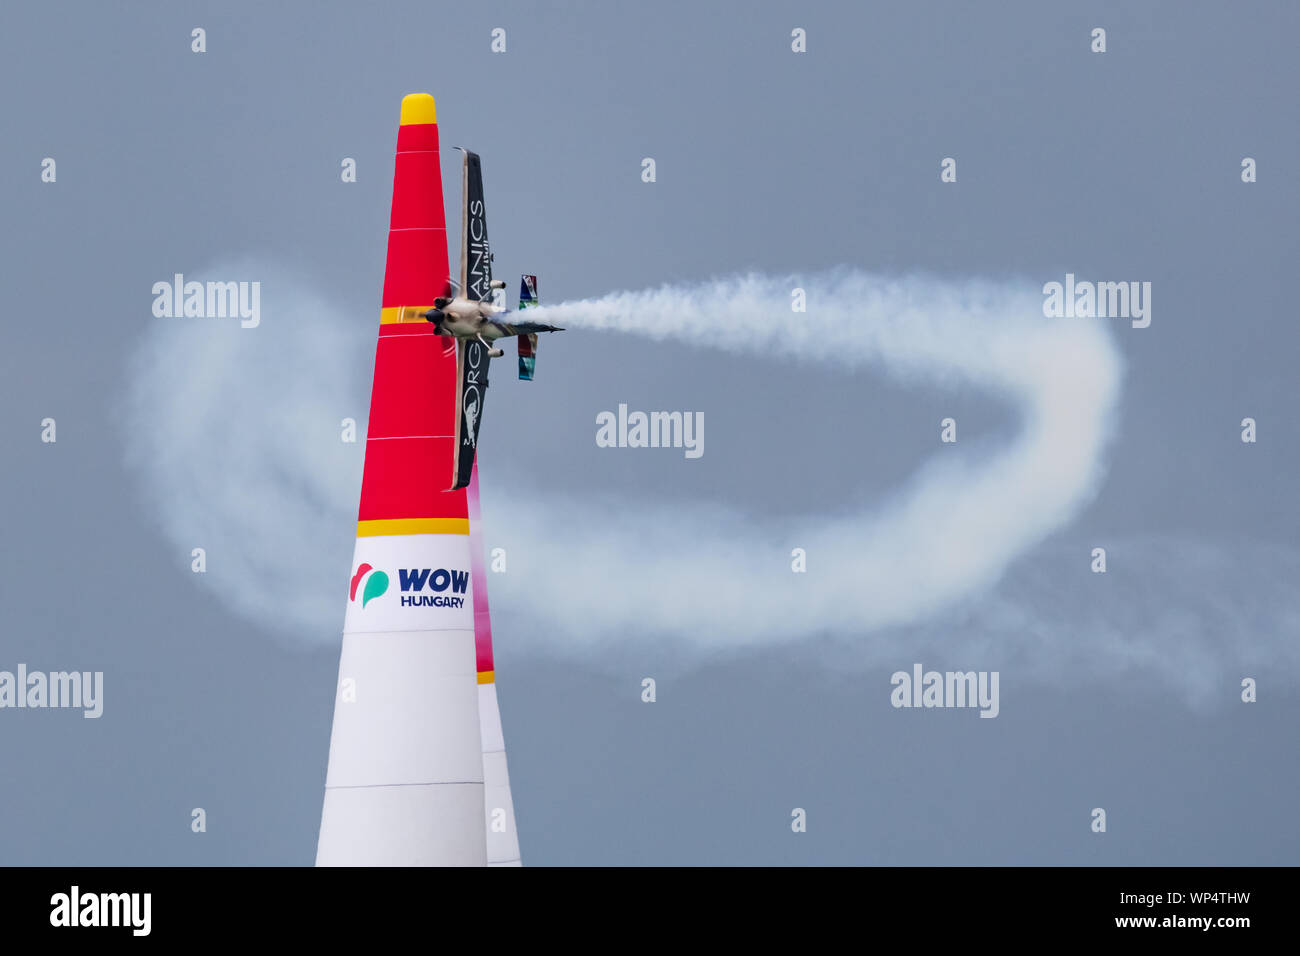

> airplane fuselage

[
  {"left": 426, "top": 296, "right": 561, "bottom": 348},
  {"left": 428, "top": 297, "right": 511, "bottom": 341}
]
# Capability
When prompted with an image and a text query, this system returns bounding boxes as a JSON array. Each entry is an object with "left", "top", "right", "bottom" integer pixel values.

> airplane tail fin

[
  {"left": 518, "top": 275, "right": 538, "bottom": 381},
  {"left": 517, "top": 334, "right": 537, "bottom": 381}
]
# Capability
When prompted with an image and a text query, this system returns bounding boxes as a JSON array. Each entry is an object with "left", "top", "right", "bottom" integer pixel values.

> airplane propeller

[{"left": 427, "top": 278, "right": 461, "bottom": 321}]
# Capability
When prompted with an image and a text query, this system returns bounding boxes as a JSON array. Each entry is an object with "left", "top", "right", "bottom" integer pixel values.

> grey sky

[{"left": 1, "top": 1, "right": 1296, "bottom": 865}]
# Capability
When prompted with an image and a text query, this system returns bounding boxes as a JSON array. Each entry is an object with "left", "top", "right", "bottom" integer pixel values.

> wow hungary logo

[
  {"left": 349, "top": 563, "right": 471, "bottom": 610},
  {"left": 350, "top": 563, "right": 389, "bottom": 607}
]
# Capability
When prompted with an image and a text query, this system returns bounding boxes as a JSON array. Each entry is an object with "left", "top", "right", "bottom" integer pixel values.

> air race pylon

[
  {"left": 467, "top": 462, "right": 522, "bottom": 865},
  {"left": 316, "top": 94, "right": 489, "bottom": 866}
]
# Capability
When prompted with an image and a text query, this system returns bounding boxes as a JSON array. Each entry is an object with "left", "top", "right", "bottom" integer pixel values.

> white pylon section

[
  {"left": 479, "top": 682, "right": 521, "bottom": 866},
  {"left": 316, "top": 532, "right": 486, "bottom": 866},
  {"left": 466, "top": 463, "right": 522, "bottom": 866}
]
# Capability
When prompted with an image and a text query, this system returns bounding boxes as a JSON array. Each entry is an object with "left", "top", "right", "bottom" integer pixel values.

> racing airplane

[{"left": 424, "top": 148, "right": 564, "bottom": 489}]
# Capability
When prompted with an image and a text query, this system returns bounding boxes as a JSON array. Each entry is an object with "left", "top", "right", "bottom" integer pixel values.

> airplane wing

[
  {"left": 457, "top": 148, "right": 492, "bottom": 302},
  {"left": 449, "top": 337, "right": 490, "bottom": 490}
]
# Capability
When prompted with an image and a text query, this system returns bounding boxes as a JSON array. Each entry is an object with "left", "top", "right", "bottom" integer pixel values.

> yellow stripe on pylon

[
  {"left": 357, "top": 518, "right": 470, "bottom": 537},
  {"left": 380, "top": 306, "right": 436, "bottom": 324}
]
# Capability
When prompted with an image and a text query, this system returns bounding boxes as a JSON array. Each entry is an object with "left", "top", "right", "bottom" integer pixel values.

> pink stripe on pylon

[{"left": 466, "top": 462, "right": 495, "bottom": 677}]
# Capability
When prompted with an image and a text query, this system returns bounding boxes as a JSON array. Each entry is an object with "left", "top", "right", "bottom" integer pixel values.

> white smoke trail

[
  {"left": 122, "top": 266, "right": 1300, "bottom": 698},
  {"left": 122, "top": 264, "right": 369, "bottom": 639},
  {"left": 502, "top": 270, "right": 1121, "bottom": 643}
]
